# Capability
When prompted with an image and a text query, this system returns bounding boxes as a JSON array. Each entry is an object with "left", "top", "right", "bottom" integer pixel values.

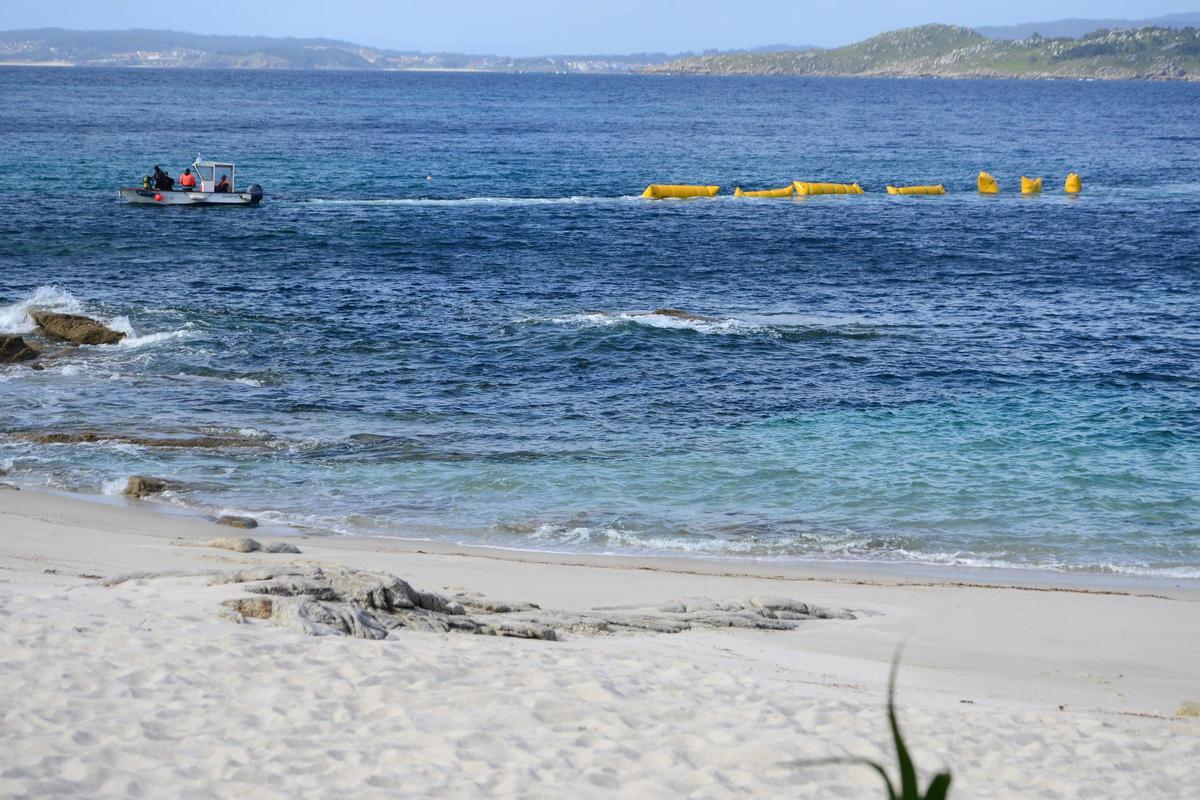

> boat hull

[{"left": 119, "top": 188, "right": 262, "bottom": 206}]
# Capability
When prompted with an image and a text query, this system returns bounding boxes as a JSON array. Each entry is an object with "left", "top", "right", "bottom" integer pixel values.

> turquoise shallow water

[{"left": 1, "top": 68, "right": 1198, "bottom": 576}]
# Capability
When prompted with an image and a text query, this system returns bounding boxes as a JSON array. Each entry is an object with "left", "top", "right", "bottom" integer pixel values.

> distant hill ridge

[
  {"left": 976, "top": 12, "right": 1200, "bottom": 40},
  {"left": 646, "top": 24, "right": 1200, "bottom": 81}
]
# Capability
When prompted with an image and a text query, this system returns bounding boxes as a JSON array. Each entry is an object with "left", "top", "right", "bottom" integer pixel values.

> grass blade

[
  {"left": 924, "top": 773, "right": 953, "bottom": 800},
  {"left": 888, "top": 652, "right": 920, "bottom": 798}
]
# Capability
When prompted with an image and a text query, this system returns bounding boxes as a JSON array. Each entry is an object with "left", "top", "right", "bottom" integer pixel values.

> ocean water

[{"left": 1, "top": 68, "right": 1198, "bottom": 577}]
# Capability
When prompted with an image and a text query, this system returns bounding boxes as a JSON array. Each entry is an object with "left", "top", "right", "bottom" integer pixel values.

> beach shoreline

[
  {"left": 1, "top": 486, "right": 1197, "bottom": 797},
  {"left": 8, "top": 481, "right": 1197, "bottom": 597}
]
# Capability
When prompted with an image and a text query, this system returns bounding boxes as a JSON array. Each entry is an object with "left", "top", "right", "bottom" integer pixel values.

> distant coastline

[{"left": 3, "top": 21, "right": 1200, "bottom": 81}]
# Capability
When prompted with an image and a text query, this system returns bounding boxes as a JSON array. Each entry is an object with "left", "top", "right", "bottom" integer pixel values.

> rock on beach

[
  {"left": 123, "top": 476, "right": 168, "bottom": 498},
  {"left": 217, "top": 515, "right": 259, "bottom": 530}
]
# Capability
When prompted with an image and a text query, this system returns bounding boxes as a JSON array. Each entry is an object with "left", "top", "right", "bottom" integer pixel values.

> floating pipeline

[
  {"left": 640, "top": 173, "right": 1078, "bottom": 200},
  {"left": 641, "top": 184, "right": 720, "bottom": 200},
  {"left": 793, "top": 182, "right": 865, "bottom": 196},
  {"left": 886, "top": 184, "right": 947, "bottom": 196},
  {"left": 733, "top": 185, "right": 796, "bottom": 198}
]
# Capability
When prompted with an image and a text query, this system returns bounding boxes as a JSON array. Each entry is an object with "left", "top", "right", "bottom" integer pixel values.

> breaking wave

[
  {"left": 0, "top": 287, "right": 195, "bottom": 348},
  {"left": 516, "top": 310, "right": 896, "bottom": 339},
  {"left": 0, "top": 285, "right": 83, "bottom": 333}
]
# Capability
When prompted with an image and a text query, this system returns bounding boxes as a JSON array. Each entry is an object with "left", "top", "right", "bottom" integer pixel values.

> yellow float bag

[
  {"left": 793, "top": 181, "right": 865, "bottom": 196},
  {"left": 977, "top": 172, "right": 1000, "bottom": 194},
  {"left": 886, "top": 185, "right": 946, "bottom": 195},
  {"left": 734, "top": 185, "right": 796, "bottom": 198},
  {"left": 1021, "top": 176, "right": 1043, "bottom": 194},
  {"left": 641, "top": 184, "right": 720, "bottom": 200},
  {"left": 1064, "top": 173, "right": 1083, "bottom": 194}
]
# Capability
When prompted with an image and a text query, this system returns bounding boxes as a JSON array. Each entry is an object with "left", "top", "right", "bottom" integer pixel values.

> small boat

[{"left": 119, "top": 156, "right": 263, "bottom": 206}]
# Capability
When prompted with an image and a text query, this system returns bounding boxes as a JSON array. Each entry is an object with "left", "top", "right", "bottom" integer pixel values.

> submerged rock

[
  {"left": 217, "top": 515, "right": 259, "bottom": 530},
  {"left": 14, "top": 431, "right": 261, "bottom": 449},
  {"left": 212, "top": 564, "right": 855, "bottom": 643},
  {"left": 206, "top": 536, "right": 262, "bottom": 552},
  {"left": 31, "top": 311, "right": 125, "bottom": 345},
  {"left": 123, "top": 476, "right": 168, "bottom": 498},
  {"left": 0, "top": 335, "right": 39, "bottom": 364}
]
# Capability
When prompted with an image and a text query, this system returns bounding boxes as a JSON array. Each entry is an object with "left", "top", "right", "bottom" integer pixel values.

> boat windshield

[{"left": 192, "top": 161, "right": 236, "bottom": 192}]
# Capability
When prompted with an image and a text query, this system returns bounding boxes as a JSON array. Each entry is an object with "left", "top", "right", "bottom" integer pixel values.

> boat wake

[
  {"left": 303, "top": 195, "right": 641, "bottom": 207},
  {"left": 514, "top": 310, "right": 898, "bottom": 340}
]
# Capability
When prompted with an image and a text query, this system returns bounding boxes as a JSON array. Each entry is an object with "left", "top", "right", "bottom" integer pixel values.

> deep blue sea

[{"left": 1, "top": 68, "right": 1198, "bottom": 577}]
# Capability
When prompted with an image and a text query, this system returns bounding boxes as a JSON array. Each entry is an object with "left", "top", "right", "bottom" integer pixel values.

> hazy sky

[{"left": 4, "top": 1, "right": 1195, "bottom": 54}]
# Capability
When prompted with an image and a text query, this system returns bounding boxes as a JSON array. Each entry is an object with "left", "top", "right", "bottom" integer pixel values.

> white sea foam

[
  {"left": 0, "top": 287, "right": 192, "bottom": 349},
  {"left": 524, "top": 309, "right": 900, "bottom": 338},
  {"left": 0, "top": 286, "right": 84, "bottom": 333},
  {"left": 116, "top": 327, "right": 196, "bottom": 349},
  {"left": 514, "top": 523, "right": 1200, "bottom": 578},
  {"left": 536, "top": 311, "right": 761, "bottom": 336}
]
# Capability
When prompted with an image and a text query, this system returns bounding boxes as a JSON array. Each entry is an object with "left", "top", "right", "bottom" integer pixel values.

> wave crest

[
  {"left": 516, "top": 310, "right": 893, "bottom": 340},
  {"left": 0, "top": 285, "right": 84, "bottom": 333}
]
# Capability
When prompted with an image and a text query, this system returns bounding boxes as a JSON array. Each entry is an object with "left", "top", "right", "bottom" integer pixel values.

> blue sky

[{"left": 4, "top": 1, "right": 1194, "bottom": 54}]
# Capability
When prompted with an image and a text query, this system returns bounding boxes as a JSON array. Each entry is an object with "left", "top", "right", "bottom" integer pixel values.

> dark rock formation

[
  {"left": 14, "top": 431, "right": 262, "bottom": 449},
  {"left": 31, "top": 311, "right": 125, "bottom": 345},
  {"left": 123, "top": 476, "right": 168, "bottom": 498},
  {"left": 0, "top": 335, "right": 39, "bottom": 364}
]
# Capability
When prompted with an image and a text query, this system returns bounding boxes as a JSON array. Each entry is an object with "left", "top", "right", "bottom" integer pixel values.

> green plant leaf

[
  {"left": 924, "top": 772, "right": 953, "bottom": 800},
  {"left": 790, "top": 756, "right": 898, "bottom": 799},
  {"left": 798, "top": 650, "right": 952, "bottom": 799},
  {"left": 888, "top": 653, "right": 920, "bottom": 799}
]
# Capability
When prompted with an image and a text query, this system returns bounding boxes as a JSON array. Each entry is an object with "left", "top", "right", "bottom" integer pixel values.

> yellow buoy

[
  {"left": 1065, "top": 173, "right": 1083, "bottom": 194},
  {"left": 977, "top": 172, "right": 1000, "bottom": 194},
  {"left": 641, "top": 184, "right": 720, "bottom": 200},
  {"left": 793, "top": 181, "right": 865, "bottom": 196},
  {"left": 1021, "top": 176, "right": 1044, "bottom": 194},
  {"left": 734, "top": 185, "right": 796, "bottom": 198},
  {"left": 886, "top": 184, "right": 946, "bottom": 196}
]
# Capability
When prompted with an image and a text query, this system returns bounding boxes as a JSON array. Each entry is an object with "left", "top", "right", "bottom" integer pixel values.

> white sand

[{"left": 1, "top": 488, "right": 1197, "bottom": 798}]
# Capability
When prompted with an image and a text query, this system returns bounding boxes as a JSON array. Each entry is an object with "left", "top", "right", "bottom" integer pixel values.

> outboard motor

[{"left": 247, "top": 184, "right": 264, "bottom": 204}]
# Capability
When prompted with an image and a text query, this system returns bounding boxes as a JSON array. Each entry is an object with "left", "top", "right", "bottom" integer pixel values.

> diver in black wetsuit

[{"left": 152, "top": 166, "right": 174, "bottom": 191}]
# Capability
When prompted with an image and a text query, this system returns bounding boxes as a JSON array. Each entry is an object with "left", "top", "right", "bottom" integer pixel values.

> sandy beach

[{"left": 0, "top": 487, "right": 1196, "bottom": 798}]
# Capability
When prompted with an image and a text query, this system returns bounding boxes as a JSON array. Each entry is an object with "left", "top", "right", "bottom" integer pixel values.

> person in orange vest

[
  {"left": 179, "top": 168, "right": 197, "bottom": 189},
  {"left": 215, "top": 174, "right": 231, "bottom": 193}
]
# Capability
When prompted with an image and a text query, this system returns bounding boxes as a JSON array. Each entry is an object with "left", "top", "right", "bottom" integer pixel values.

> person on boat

[
  {"left": 179, "top": 168, "right": 197, "bottom": 189},
  {"left": 153, "top": 166, "right": 173, "bottom": 190},
  {"left": 215, "top": 174, "right": 231, "bottom": 193}
]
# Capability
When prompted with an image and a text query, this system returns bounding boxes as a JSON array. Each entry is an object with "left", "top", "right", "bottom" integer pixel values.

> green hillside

[{"left": 646, "top": 24, "right": 1200, "bottom": 80}]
